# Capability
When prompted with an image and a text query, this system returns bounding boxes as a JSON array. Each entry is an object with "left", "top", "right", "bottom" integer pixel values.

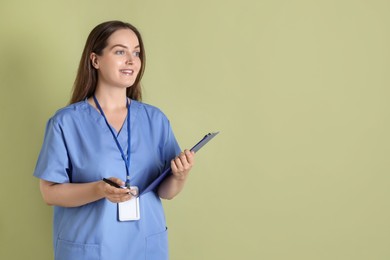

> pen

[
  {"left": 102, "top": 178, "right": 137, "bottom": 197},
  {"left": 102, "top": 178, "right": 124, "bottom": 188}
]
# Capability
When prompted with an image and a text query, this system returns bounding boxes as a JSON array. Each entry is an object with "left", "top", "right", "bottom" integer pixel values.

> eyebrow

[{"left": 110, "top": 44, "right": 140, "bottom": 50}]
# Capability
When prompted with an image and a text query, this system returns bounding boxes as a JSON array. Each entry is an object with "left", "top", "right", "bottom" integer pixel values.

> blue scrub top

[{"left": 34, "top": 99, "right": 181, "bottom": 260}]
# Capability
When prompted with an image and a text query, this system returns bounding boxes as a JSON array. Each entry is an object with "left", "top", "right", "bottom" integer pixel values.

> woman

[{"left": 34, "top": 20, "right": 194, "bottom": 260}]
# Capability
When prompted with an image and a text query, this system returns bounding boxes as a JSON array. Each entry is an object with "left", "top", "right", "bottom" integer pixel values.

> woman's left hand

[{"left": 171, "top": 149, "right": 195, "bottom": 181}]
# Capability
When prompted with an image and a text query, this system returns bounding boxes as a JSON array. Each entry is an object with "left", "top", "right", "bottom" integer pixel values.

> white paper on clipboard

[{"left": 140, "top": 132, "right": 219, "bottom": 196}]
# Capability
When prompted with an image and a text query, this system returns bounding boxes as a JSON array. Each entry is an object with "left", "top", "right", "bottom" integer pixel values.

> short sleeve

[{"left": 33, "top": 118, "right": 72, "bottom": 183}]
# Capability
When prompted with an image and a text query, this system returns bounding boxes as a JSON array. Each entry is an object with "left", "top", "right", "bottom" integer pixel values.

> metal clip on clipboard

[{"left": 140, "top": 132, "right": 219, "bottom": 196}]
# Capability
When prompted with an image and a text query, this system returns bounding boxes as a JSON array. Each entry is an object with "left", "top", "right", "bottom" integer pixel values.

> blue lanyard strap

[{"left": 93, "top": 95, "right": 132, "bottom": 188}]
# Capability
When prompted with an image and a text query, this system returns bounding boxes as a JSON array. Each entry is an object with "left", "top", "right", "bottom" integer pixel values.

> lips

[{"left": 120, "top": 69, "right": 134, "bottom": 75}]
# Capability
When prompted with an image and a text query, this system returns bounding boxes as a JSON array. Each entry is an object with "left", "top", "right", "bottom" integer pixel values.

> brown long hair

[{"left": 69, "top": 21, "right": 146, "bottom": 104}]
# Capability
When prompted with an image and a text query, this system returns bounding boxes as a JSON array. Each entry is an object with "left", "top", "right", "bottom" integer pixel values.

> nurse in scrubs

[{"left": 34, "top": 20, "right": 195, "bottom": 260}]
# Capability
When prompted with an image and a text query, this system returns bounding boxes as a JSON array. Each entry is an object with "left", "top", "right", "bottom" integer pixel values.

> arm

[
  {"left": 39, "top": 177, "right": 135, "bottom": 207},
  {"left": 158, "top": 149, "right": 195, "bottom": 200}
]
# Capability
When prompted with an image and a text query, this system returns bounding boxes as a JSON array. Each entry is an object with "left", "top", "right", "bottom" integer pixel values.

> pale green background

[{"left": 1, "top": 0, "right": 389, "bottom": 259}]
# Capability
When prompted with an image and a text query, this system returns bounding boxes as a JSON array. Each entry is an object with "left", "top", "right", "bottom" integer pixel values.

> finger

[
  {"left": 179, "top": 157, "right": 191, "bottom": 171},
  {"left": 112, "top": 187, "right": 131, "bottom": 195},
  {"left": 178, "top": 151, "right": 193, "bottom": 171},
  {"left": 108, "top": 177, "right": 125, "bottom": 187},
  {"left": 118, "top": 194, "right": 132, "bottom": 202},
  {"left": 171, "top": 159, "right": 178, "bottom": 173},
  {"left": 179, "top": 152, "right": 187, "bottom": 162},
  {"left": 174, "top": 156, "right": 184, "bottom": 171},
  {"left": 104, "top": 185, "right": 130, "bottom": 197},
  {"left": 103, "top": 183, "right": 120, "bottom": 195},
  {"left": 184, "top": 149, "right": 195, "bottom": 165},
  {"left": 129, "top": 188, "right": 138, "bottom": 197},
  {"left": 109, "top": 193, "right": 132, "bottom": 202},
  {"left": 171, "top": 159, "right": 186, "bottom": 176}
]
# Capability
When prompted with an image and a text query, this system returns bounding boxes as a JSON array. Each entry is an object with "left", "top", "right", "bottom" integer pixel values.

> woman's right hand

[
  {"left": 38, "top": 178, "right": 137, "bottom": 207},
  {"left": 99, "top": 177, "right": 135, "bottom": 203}
]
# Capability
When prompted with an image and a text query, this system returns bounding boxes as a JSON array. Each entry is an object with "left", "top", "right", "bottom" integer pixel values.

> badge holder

[{"left": 118, "top": 186, "right": 140, "bottom": 221}]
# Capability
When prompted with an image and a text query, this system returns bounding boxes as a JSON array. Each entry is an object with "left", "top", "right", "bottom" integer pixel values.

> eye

[
  {"left": 115, "top": 50, "right": 126, "bottom": 55},
  {"left": 133, "top": 51, "right": 141, "bottom": 57}
]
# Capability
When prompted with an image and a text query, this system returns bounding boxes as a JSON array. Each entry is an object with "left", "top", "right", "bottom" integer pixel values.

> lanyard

[{"left": 93, "top": 95, "right": 132, "bottom": 188}]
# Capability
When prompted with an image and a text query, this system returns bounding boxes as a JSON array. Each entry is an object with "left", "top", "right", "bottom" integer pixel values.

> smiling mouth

[{"left": 120, "top": 69, "right": 134, "bottom": 75}]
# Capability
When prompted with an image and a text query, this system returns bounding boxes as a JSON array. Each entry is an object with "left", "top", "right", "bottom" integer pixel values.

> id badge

[{"left": 118, "top": 186, "right": 140, "bottom": 221}]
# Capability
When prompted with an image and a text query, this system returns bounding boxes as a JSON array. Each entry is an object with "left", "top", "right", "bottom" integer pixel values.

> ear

[{"left": 90, "top": 53, "right": 99, "bottom": 69}]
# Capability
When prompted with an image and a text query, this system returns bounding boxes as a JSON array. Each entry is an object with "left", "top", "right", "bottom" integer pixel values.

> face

[{"left": 91, "top": 29, "right": 141, "bottom": 90}]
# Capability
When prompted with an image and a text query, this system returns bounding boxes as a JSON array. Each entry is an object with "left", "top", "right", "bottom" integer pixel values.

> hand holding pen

[{"left": 101, "top": 178, "right": 138, "bottom": 203}]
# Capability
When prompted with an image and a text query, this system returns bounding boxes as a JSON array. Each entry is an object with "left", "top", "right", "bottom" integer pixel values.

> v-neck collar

[{"left": 84, "top": 98, "right": 140, "bottom": 138}]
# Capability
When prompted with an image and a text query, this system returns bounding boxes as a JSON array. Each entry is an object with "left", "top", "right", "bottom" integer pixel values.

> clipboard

[{"left": 140, "top": 132, "right": 219, "bottom": 196}]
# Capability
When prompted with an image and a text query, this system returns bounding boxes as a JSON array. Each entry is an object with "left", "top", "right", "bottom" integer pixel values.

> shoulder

[
  {"left": 132, "top": 100, "right": 170, "bottom": 122},
  {"left": 49, "top": 100, "right": 90, "bottom": 126}
]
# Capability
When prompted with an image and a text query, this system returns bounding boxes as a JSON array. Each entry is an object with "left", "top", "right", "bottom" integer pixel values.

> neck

[{"left": 93, "top": 87, "right": 128, "bottom": 111}]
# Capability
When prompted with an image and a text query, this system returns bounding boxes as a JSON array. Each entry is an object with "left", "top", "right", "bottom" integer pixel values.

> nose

[
  {"left": 126, "top": 53, "right": 133, "bottom": 65},
  {"left": 126, "top": 57, "right": 133, "bottom": 65}
]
